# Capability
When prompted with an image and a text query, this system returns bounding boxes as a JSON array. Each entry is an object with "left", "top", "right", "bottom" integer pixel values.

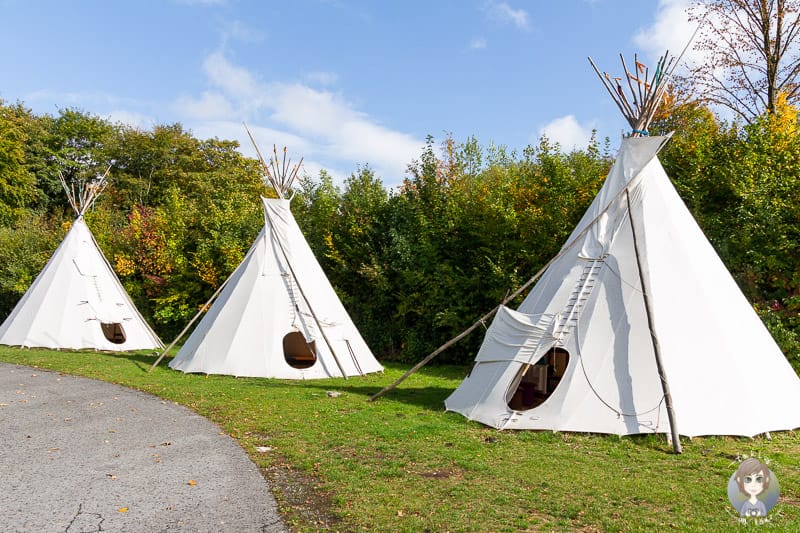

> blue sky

[{"left": 1, "top": 0, "right": 696, "bottom": 187}]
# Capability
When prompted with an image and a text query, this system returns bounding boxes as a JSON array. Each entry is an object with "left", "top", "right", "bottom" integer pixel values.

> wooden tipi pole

[{"left": 625, "top": 189, "right": 682, "bottom": 453}]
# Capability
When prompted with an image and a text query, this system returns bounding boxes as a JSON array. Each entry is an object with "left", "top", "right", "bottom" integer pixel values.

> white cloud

[
  {"left": 537, "top": 115, "right": 595, "bottom": 150},
  {"left": 488, "top": 1, "right": 529, "bottom": 29},
  {"left": 333, "top": 120, "right": 421, "bottom": 173},
  {"left": 634, "top": 0, "right": 698, "bottom": 67},
  {"left": 269, "top": 83, "right": 351, "bottom": 137},
  {"left": 177, "top": 52, "right": 423, "bottom": 186},
  {"left": 174, "top": 91, "right": 235, "bottom": 120},
  {"left": 470, "top": 37, "right": 487, "bottom": 50},
  {"left": 106, "top": 109, "right": 154, "bottom": 129},
  {"left": 203, "top": 51, "right": 264, "bottom": 102},
  {"left": 226, "top": 122, "right": 312, "bottom": 160},
  {"left": 267, "top": 82, "right": 422, "bottom": 181}
]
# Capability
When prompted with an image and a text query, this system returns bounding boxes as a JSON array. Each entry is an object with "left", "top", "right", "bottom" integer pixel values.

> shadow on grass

[
  {"left": 303, "top": 382, "right": 454, "bottom": 410},
  {"left": 0, "top": 346, "right": 163, "bottom": 373},
  {"left": 100, "top": 349, "right": 163, "bottom": 372}
]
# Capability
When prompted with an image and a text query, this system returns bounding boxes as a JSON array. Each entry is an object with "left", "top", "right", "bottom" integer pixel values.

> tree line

[{"left": 0, "top": 97, "right": 798, "bottom": 371}]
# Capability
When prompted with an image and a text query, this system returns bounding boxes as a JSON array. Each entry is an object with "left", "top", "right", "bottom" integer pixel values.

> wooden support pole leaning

[
  {"left": 367, "top": 251, "right": 583, "bottom": 401},
  {"left": 634, "top": 53, "right": 645, "bottom": 114},
  {"left": 148, "top": 261, "right": 239, "bottom": 372},
  {"left": 625, "top": 189, "right": 682, "bottom": 453},
  {"left": 369, "top": 306, "right": 498, "bottom": 402}
]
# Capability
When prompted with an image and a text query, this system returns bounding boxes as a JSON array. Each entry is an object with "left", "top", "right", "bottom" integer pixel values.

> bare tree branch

[{"left": 679, "top": 0, "right": 800, "bottom": 120}]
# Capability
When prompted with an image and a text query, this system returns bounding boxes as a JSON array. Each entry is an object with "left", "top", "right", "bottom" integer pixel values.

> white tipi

[
  {"left": 0, "top": 171, "right": 164, "bottom": 351},
  {"left": 161, "top": 140, "right": 382, "bottom": 379},
  {"left": 445, "top": 52, "right": 800, "bottom": 446}
]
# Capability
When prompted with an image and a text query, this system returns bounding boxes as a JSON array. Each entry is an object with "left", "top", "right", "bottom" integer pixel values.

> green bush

[{"left": 0, "top": 213, "right": 63, "bottom": 316}]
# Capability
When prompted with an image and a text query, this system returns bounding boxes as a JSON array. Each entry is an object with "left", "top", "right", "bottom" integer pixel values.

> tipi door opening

[
  {"left": 283, "top": 330, "right": 318, "bottom": 369},
  {"left": 506, "top": 347, "right": 570, "bottom": 411},
  {"left": 100, "top": 322, "right": 127, "bottom": 344}
]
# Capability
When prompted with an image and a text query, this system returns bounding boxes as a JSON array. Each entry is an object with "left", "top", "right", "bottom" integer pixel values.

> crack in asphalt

[{"left": 64, "top": 503, "right": 105, "bottom": 532}]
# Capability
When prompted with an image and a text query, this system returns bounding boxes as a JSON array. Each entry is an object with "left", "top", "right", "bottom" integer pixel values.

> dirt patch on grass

[
  {"left": 418, "top": 468, "right": 463, "bottom": 479},
  {"left": 779, "top": 496, "right": 800, "bottom": 507},
  {"left": 261, "top": 461, "right": 340, "bottom": 531}
]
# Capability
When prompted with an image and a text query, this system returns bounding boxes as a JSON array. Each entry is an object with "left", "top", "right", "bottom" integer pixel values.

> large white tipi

[
  {"left": 444, "top": 52, "right": 800, "bottom": 446},
  {"left": 0, "top": 172, "right": 163, "bottom": 351},
  {"left": 162, "top": 142, "right": 382, "bottom": 379}
]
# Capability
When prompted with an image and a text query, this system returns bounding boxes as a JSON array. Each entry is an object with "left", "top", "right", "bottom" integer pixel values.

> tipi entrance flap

[{"left": 474, "top": 306, "right": 557, "bottom": 365}]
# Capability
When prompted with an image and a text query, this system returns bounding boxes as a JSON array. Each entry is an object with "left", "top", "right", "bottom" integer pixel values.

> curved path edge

[{"left": 0, "top": 362, "right": 287, "bottom": 532}]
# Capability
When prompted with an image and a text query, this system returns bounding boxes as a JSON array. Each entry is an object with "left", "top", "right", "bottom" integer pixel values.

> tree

[
  {"left": 0, "top": 100, "right": 38, "bottom": 223},
  {"left": 97, "top": 127, "right": 266, "bottom": 337},
  {"left": 683, "top": 0, "right": 800, "bottom": 121},
  {"left": 0, "top": 212, "right": 62, "bottom": 316}
]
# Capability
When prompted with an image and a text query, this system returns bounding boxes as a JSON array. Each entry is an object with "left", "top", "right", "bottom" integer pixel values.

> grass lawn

[{"left": 1, "top": 346, "right": 798, "bottom": 532}]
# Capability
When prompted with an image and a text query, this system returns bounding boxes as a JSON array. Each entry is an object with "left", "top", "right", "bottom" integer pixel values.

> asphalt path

[{"left": 0, "top": 363, "right": 287, "bottom": 532}]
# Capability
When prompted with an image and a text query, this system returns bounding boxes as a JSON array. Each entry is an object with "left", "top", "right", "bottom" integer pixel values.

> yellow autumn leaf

[
  {"left": 188, "top": 479, "right": 197, "bottom": 486},
  {"left": 118, "top": 507, "right": 128, "bottom": 513}
]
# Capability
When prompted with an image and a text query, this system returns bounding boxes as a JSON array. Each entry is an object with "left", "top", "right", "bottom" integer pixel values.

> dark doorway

[
  {"left": 101, "top": 322, "right": 126, "bottom": 344},
  {"left": 507, "top": 347, "right": 570, "bottom": 411},
  {"left": 283, "top": 331, "right": 317, "bottom": 369}
]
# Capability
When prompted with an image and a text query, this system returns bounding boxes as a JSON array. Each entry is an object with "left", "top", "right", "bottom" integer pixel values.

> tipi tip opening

[
  {"left": 587, "top": 50, "right": 679, "bottom": 138},
  {"left": 59, "top": 165, "right": 112, "bottom": 217},
  {"left": 244, "top": 122, "right": 304, "bottom": 199}
]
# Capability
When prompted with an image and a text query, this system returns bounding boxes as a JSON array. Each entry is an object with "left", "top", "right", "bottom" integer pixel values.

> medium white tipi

[
  {"left": 445, "top": 52, "right": 800, "bottom": 446},
  {"left": 162, "top": 141, "right": 382, "bottom": 379},
  {"left": 0, "top": 171, "right": 164, "bottom": 351}
]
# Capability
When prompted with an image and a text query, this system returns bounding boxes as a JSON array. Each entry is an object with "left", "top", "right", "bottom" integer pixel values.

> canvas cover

[
  {"left": 169, "top": 197, "right": 383, "bottom": 379},
  {"left": 0, "top": 217, "right": 163, "bottom": 351},
  {"left": 446, "top": 136, "right": 800, "bottom": 437}
]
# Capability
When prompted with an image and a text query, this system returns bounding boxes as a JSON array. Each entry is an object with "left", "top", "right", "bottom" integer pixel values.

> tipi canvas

[
  {"left": 445, "top": 53, "right": 800, "bottom": 441},
  {"left": 167, "top": 144, "right": 382, "bottom": 379},
  {"left": 0, "top": 175, "right": 163, "bottom": 351}
]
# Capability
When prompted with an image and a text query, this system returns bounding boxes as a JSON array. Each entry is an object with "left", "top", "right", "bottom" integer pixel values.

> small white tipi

[
  {"left": 445, "top": 52, "right": 800, "bottom": 446},
  {"left": 0, "top": 171, "right": 164, "bottom": 351},
  {"left": 163, "top": 141, "right": 382, "bottom": 379}
]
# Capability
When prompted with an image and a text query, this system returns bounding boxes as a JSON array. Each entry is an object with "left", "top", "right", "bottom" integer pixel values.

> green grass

[{"left": 1, "top": 346, "right": 799, "bottom": 532}]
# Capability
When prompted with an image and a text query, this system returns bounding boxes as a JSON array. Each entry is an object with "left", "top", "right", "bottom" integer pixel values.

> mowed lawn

[{"left": 1, "top": 346, "right": 798, "bottom": 532}]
